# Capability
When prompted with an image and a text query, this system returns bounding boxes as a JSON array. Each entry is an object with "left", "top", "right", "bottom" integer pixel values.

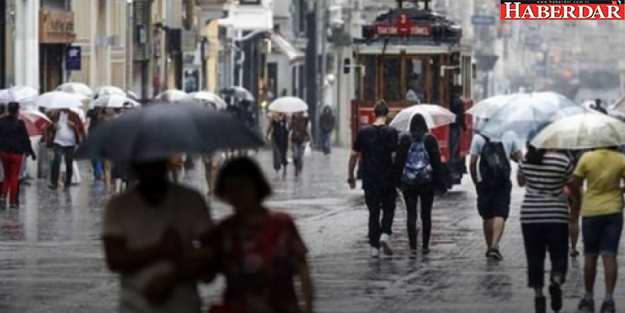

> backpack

[
  {"left": 402, "top": 134, "right": 433, "bottom": 185},
  {"left": 478, "top": 134, "right": 511, "bottom": 185}
]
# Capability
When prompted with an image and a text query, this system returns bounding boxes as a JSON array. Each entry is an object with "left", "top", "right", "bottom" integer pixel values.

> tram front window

[
  {"left": 382, "top": 58, "right": 402, "bottom": 102},
  {"left": 406, "top": 57, "right": 425, "bottom": 103}
]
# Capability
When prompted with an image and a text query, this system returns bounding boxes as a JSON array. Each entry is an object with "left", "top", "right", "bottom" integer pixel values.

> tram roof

[{"left": 354, "top": 43, "right": 472, "bottom": 55}]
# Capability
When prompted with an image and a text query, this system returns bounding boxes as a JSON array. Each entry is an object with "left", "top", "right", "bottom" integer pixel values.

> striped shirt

[{"left": 519, "top": 152, "right": 574, "bottom": 224}]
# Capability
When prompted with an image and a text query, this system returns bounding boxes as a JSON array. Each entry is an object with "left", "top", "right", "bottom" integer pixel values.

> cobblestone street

[{"left": 0, "top": 148, "right": 621, "bottom": 313}]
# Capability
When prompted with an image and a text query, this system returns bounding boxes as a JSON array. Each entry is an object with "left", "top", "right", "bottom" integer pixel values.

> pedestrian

[
  {"left": 394, "top": 113, "right": 446, "bottom": 258},
  {"left": 570, "top": 145, "right": 625, "bottom": 313},
  {"left": 319, "top": 106, "right": 335, "bottom": 156},
  {"left": 101, "top": 159, "right": 213, "bottom": 313},
  {"left": 290, "top": 111, "right": 312, "bottom": 178},
  {"left": 207, "top": 157, "right": 314, "bottom": 313},
  {"left": 449, "top": 89, "right": 466, "bottom": 164},
  {"left": 266, "top": 112, "right": 289, "bottom": 177},
  {"left": 99, "top": 108, "right": 117, "bottom": 191},
  {"left": 469, "top": 130, "right": 522, "bottom": 261},
  {"left": 47, "top": 108, "right": 85, "bottom": 190},
  {"left": 86, "top": 106, "right": 103, "bottom": 180},
  {"left": 593, "top": 99, "right": 607, "bottom": 114},
  {"left": 348, "top": 100, "right": 399, "bottom": 258},
  {"left": 517, "top": 144, "right": 577, "bottom": 313},
  {"left": 0, "top": 102, "right": 36, "bottom": 209}
]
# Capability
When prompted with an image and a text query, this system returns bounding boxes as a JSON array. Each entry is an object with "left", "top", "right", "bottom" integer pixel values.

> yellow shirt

[{"left": 574, "top": 149, "right": 625, "bottom": 217}]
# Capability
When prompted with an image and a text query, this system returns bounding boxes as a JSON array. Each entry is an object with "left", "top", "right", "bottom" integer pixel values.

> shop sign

[
  {"left": 39, "top": 10, "right": 76, "bottom": 44},
  {"left": 373, "top": 23, "right": 431, "bottom": 37}
]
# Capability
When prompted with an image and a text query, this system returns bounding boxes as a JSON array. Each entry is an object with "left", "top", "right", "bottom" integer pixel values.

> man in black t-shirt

[{"left": 348, "top": 100, "right": 399, "bottom": 258}]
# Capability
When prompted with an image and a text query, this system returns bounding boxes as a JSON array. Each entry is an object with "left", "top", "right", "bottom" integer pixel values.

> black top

[
  {"left": 450, "top": 96, "right": 466, "bottom": 130},
  {"left": 271, "top": 119, "right": 289, "bottom": 144},
  {"left": 394, "top": 132, "right": 445, "bottom": 191},
  {"left": 353, "top": 124, "right": 398, "bottom": 190},
  {"left": 86, "top": 108, "right": 100, "bottom": 132},
  {"left": 0, "top": 116, "right": 35, "bottom": 155},
  {"left": 319, "top": 112, "right": 335, "bottom": 133}
]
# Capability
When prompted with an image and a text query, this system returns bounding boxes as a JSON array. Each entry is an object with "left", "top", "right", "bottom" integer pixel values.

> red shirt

[{"left": 211, "top": 212, "right": 308, "bottom": 313}]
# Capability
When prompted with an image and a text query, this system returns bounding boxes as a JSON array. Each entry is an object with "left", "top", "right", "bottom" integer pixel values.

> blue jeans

[
  {"left": 51, "top": 145, "right": 75, "bottom": 188},
  {"left": 92, "top": 159, "right": 103, "bottom": 180},
  {"left": 321, "top": 132, "right": 331, "bottom": 155},
  {"left": 582, "top": 213, "right": 624, "bottom": 257}
]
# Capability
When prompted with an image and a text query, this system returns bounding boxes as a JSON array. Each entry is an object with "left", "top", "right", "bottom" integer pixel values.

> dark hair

[
  {"left": 374, "top": 100, "right": 389, "bottom": 117},
  {"left": 525, "top": 144, "right": 547, "bottom": 165},
  {"left": 409, "top": 113, "right": 429, "bottom": 140},
  {"left": 595, "top": 98, "right": 602, "bottom": 106},
  {"left": 215, "top": 157, "right": 272, "bottom": 202},
  {"left": 7, "top": 102, "right": 19, "bottom": 117}
]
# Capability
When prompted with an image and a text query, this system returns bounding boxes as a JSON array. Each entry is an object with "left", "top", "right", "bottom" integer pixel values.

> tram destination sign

[{"left": 373, "top": 23, "right": 432, "bottom": 36}]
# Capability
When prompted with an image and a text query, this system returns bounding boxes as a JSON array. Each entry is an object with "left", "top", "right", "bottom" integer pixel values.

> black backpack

[{"left": 478, "top": 134, "right": 511, "bottom": 185}]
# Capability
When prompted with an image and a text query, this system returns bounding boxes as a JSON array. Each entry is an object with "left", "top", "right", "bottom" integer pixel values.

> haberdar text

[{"left": 500, "top": 2, "right": 625, "bottom": 20}]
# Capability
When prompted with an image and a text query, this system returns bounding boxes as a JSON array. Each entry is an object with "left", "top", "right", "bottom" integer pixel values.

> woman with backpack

[
  {"left": 517, "top": 144, "right": 576, "bottom": 313},
  {"left": 394, "top": 114, "right": 446, "bottom": 258}
]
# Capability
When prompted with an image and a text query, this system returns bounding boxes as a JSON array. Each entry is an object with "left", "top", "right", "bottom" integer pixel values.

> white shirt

[
  {"left": 54, "top": 112, "right": 77, "bottom": 147},
  {"left": 469, "top": 131, "right": 521, "bottom": 183},
  {"left": 102, "top": 183, "right": 213, "bottom": 313}
]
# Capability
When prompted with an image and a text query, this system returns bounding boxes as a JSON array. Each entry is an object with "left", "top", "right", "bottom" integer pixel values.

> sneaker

[
  {"left": 600, "top": 299, "right": 615, "bottom": 313},
  {"left": 422, "top": 247, "right": 431, "bottom": 255},
  {"left": 549, "top": 282, "right": 563, "bottom": 312},
  {"left": 535, "top": 296, "right": 547, "bottom": 313},
  {"left": 8, "top": 204, "right": 18, "bottom": 210},
  {"left": 571, "top": 249, "right": 580, "bottom": 257},
  {"left": 371, "top": 247, "right": 380, "bottom": 259},
  {"left": 380, "top": 234, "right": 394, "bottom": 256},
  {"left": 487, "top": 247, "right": 504, "bottom": 261},
  {"left": 577, "top": 298, "right": 595, "bottom": 313},
  {"left": 409, "top": 250, "right": 417, "bottom": 259}
]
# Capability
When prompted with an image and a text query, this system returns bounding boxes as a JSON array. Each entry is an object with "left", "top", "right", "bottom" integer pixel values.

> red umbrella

[{"left": 19, "top": 110, "right": 52, "bottom": 137}]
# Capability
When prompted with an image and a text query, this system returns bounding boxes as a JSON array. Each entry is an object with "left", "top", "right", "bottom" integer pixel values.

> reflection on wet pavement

[{"left": 0, "top": 149, "right": 619, "bottom": 312}]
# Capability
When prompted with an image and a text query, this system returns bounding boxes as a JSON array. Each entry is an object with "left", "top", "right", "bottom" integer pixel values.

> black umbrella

[{"left": 76, "top": 104, "right": 264, "bottom": 162}]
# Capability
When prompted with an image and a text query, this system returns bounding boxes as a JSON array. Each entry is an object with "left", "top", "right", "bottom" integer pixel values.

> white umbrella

[
  {"left": 268, "top": 97, "right": 308, "bottom": 113},
  {"left": 156, "top": 89, "right": 187, "bottom": 103},
  {"left": 0, "top": 86, "right": 39, "bottom": 103},
  {"left": 95, "top": 86, "right": 126, "bottom": 98},
  {"left": 185, "top": 92, "right": 227, "bottom": 110},
  {"left": 467, "top": 94, "right": 517, "bottom": 119},
  {"left": 389, "top": 104, "right": 456, "bottom": 131},
  {"left": 36, "top": 91, "right": 86, "bottom": 110},
  {"left": 56, "top": 82, "right": 94, "bottom": 97},
  {"left": 93, "top": 95, "right": 141, "bottom": 108},
  {"left": 530, "top": 111, "right": 625, "bottom": 150},
  {"left": 126, "top": 90, "right": 140, "bottom": 100}
]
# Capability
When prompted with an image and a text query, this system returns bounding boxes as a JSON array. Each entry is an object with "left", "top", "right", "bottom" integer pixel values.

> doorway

[{"left": 40, "top": 45, "right": 65, "bottom": 92}]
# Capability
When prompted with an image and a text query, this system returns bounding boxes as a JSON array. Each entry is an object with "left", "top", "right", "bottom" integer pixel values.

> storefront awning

[{"left": 270, "top": 32, "right": 305, "bottom": 66}]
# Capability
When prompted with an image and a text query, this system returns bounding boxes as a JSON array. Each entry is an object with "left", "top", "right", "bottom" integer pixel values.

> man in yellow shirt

[{"left": 571, "top": 147, "right": 625, "bottom": 313}]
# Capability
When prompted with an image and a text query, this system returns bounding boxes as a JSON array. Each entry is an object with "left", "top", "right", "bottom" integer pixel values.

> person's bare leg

[
  {"left": 603, "top": 256, "right": 618, "bottom": 295},
  {"left": 492, "top": 217, "right": 506, "bottom": 246},
  {"left": 570, "top": 220, "right": 580, "bottom": 254},
  {"left": 584, "top": 256, "right": 598, "bottom": 295},
  {"left": 483, "top": 219, "right": 494, "bottom": 247}
]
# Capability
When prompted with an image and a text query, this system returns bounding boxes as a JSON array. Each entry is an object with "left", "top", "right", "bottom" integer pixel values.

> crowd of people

[{"left": 348, "top": 98, "right": 625, "bottom": 313}]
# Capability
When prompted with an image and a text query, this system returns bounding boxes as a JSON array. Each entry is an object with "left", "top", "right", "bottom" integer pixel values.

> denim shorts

[{"left": 582, "top": 213, "right": 624, "bottom": 257}]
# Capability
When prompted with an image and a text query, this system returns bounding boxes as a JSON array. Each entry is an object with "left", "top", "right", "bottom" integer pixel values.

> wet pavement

[{"left": 0, "top": 149, "right": 622, "bottom": 312}]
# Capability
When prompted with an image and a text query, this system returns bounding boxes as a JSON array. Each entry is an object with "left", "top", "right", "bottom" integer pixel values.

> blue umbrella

[{"left": 479, "top": 92, "right": 585, "bottom": 141}]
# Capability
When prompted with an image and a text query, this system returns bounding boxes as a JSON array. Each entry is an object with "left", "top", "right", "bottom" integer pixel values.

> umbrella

[
  {"left": 185, "top": 92, "right": 227, "bottom": 110},
  {"left": 268, "top": 97, "right": 308, "bottom": 113},
  {"left": 95, "top": 86, "right": 126, "bottom": 98},
  {"left": 36, "top": 91, "right": 86, "bottom": 110},
  {"left": 156, "top": 89, "right": 187, "bottom": 103},
  {"left": 389, "top": 104, "right": 456, "bottom": 131},
  {"left": 479, "top": 92, "right": 584, "bottom": 141},
  {"left": 467, "top": 94, "right": 518, "bottom": 119},
  {"left": 221, "top": 86, "right": 254, "bottom": 102},
  {"left": 20, "top": 110, "right": 52, "bottom": 137},
  {"left": 2, "top": 86, "right": 39, "bottom": 103},
  {"left": 93, "top": 95, "right": 141, "bottom": 108},
  {"left": 56, "top": 82, "right": 94, "bottom": 97},
  {"left": 126, "top": 90, "right": 140, "bottom": 100},
  {"left": 76, "top": 104, "right": 264, "bottom": 162},
  {"left": 530, "top": 111, "right": 625, "bottom": 150}
]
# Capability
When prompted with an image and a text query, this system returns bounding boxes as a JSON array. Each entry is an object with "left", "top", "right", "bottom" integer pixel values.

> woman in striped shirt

[{"left": 518, "top": 144, "right": 578, "bottom": 313}]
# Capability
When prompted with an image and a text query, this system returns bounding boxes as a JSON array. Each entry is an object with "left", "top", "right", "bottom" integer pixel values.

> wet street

[{"left": 0, "top": 149, "right": 622, "bottom": 313}]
